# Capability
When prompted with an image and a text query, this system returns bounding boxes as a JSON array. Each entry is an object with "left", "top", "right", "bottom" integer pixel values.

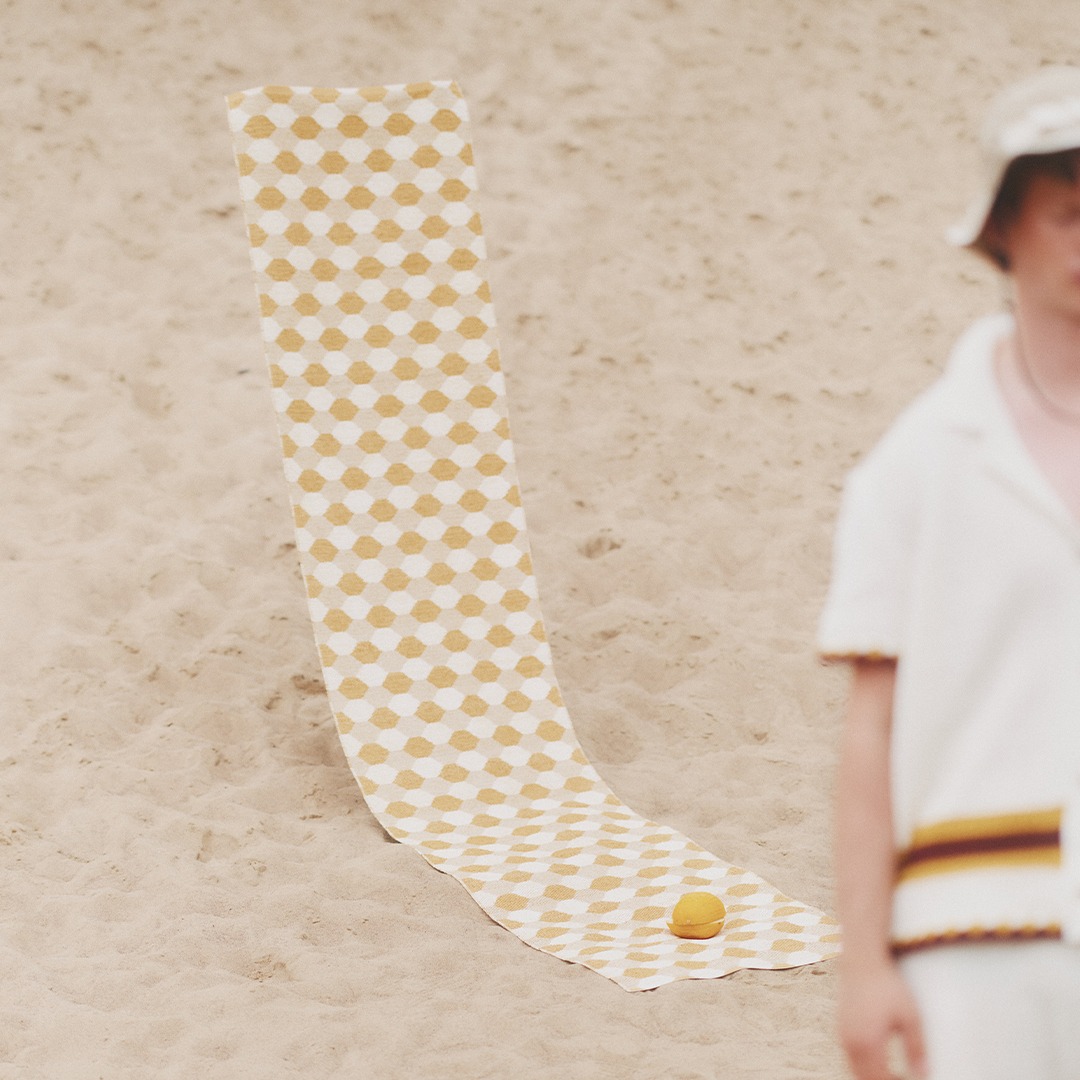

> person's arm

[{"left": 835, "top": 658, "right": 927, "bottom": 1080}]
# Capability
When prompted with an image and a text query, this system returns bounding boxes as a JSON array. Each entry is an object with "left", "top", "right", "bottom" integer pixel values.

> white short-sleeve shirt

[{"left": 819, "top": 313, "right": 1080, "bottom": 953}]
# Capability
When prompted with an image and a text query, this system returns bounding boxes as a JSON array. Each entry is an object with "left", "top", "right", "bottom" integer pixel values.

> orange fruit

[{"left": 668, "top": 891, "right": 726, "bottom": 939}]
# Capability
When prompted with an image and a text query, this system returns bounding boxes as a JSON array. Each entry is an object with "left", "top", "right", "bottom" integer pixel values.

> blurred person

[{"left": 821, "top": 66, "right": 1080, "bottom": 1080}]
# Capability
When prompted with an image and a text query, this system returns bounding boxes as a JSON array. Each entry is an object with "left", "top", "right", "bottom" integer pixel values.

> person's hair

[{"left": 981, "top": 147, "right": 1080, "bottom": 270}]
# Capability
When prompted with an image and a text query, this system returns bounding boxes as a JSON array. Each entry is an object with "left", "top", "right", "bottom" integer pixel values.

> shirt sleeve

[{"left": 817, "top": 443, "right": 921, "bottom": 662}]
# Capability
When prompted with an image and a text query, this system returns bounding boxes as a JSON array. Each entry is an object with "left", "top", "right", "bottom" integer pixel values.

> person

[{"left": 820, "top": 65, "right": 1080, "bottom": 1080}]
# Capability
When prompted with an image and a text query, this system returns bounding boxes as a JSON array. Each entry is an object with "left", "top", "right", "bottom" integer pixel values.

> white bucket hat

[{"left": 948, "top": 65, "right": 1080, "bottom": 256}]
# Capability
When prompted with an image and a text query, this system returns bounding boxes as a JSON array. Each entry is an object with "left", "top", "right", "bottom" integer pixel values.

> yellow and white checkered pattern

[{"left": 227, "top": 81, "right": 839, "bottom": 990}]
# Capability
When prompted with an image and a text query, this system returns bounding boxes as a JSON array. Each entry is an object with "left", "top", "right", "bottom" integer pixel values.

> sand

[{"left": 3, "top": 1, "right": 1075, "bottom": 1077}]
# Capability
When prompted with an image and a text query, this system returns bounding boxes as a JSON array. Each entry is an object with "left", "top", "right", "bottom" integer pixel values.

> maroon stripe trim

[
  {"left": 896, "top": 829, "right": 1060, "bottom": 874},
  {"left": 893, "top": 925, "right": 1062, "bottom": 957}
]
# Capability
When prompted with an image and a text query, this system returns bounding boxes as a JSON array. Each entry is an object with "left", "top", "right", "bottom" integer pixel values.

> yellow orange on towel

[{"left": 668, "top": 891, "right": 726, "bottom": 939}]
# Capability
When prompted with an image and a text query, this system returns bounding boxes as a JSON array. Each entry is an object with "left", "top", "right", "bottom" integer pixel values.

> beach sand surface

[{"left": 3, "top": 2, "right": 1074, "bottom": 1077}]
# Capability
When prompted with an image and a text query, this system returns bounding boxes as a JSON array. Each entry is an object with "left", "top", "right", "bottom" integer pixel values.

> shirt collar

[
  {"left": 937, "top": 311, "right": 1014, "bottom": 434},
  {"left": 937, "top": 311, "right": 1078, "bottom": 540}
]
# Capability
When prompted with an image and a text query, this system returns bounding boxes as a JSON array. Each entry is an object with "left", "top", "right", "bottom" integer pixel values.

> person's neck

[{"left": 1010, "top": 297, "right": 1080, "bottom": 410}]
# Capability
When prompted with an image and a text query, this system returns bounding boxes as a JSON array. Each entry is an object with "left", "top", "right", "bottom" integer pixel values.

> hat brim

[
  {"left": 946, "top": 192, "right": 997, "bottom": 249},
  {"left": 947, "top": 123, "right": 1080, "bottom": 251}
]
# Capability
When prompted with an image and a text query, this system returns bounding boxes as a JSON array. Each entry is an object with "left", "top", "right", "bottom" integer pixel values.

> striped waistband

[{"left": 896, "top": 808, "right": 1062, "bottom": 884}]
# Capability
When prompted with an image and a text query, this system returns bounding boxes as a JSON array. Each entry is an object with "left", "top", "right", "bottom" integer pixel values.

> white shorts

[{"left": 900, "top": 941, "right": 1080, "bottom": 1080}]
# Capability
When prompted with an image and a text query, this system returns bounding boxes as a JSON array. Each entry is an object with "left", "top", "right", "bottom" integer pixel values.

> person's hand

[{"left": 838, "top": 959, "right": 928, "bottom": 1080}]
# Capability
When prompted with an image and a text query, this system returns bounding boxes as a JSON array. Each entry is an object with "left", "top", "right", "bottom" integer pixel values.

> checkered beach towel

[{"left": 227, "top": 80, "right": 839, "bottom": 990}]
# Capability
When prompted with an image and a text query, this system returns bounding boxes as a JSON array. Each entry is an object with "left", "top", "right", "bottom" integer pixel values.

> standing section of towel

[{"left": 227, "top": 81, "right": 839, "bottom": 990}]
